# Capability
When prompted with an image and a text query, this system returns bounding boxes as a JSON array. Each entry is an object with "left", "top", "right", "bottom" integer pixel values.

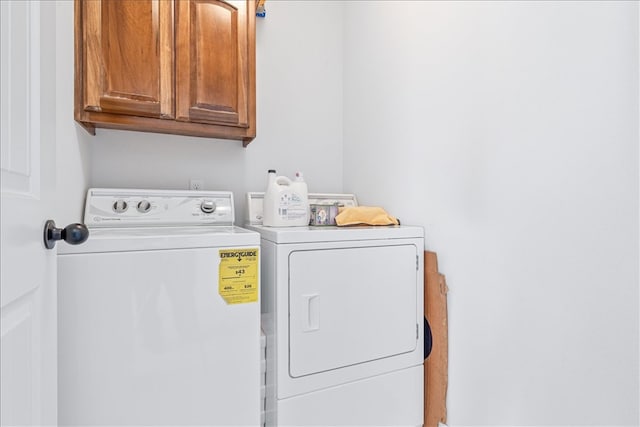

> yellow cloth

[{"left": 335, "top": 206, "right": 399, "bottom": 226}]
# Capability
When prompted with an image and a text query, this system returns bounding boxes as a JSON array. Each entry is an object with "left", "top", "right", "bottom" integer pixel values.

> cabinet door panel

[
  {"left": 81, "top": 0, "right": 173, "bottom": 119},
  {"left": 176, "top": 0, "right": 251, "bottom": 127},
  {"left": 75, "top": 0, "right": 256, "bottom": 143}
]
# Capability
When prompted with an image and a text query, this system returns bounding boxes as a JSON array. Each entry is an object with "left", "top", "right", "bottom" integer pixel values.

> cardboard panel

[{"left": 424, "top": 251, "right": 448, "bottom": 427}]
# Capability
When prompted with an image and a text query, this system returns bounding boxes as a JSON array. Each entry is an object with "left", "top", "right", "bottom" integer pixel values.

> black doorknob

[{"left": 43, "top": 220, "right": 89, "bottom": 250}]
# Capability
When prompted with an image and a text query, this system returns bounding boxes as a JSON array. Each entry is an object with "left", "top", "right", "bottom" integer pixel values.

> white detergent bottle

[{"left": 263, "top": 169, "right": 309, "bottom": 227}]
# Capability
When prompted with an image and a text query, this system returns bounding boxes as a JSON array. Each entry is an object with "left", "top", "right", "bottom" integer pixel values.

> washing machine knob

[
  {"left": 200, "top": 200, "right": 216, "bottom": 214},
  {"left": 137, "top": 200, "right": 151, "bottom": 213},
  {"left": 113, "top": 199, "right": 128, "bottom": 213}
]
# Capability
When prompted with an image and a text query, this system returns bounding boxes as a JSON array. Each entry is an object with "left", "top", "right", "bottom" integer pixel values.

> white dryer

[
  {"left": 58, "top": 189, "right": 262, "bottom": 426},
  {"left": 246, "top": 194, "right": 425, "bottom": 427}
]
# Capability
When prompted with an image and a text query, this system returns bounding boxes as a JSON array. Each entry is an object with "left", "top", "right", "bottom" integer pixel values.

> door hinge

[
  {"left": 416, "top": 323, "right": 419, "bottom": 339},
  {"left": 416, "top": 255, "right": 419, "bottom": 271}
]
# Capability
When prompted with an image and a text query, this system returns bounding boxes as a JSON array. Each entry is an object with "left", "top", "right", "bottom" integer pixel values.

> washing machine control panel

[{"left": 84, "top": 189, "right": 235, "bottom": 227}]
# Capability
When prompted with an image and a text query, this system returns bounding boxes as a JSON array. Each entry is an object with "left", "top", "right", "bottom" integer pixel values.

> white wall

[
  {"left": 52, "top": 0, "right": 639, "bottom": 425},
  {"left": 54, "top": 1, "right": 91, "bottom": 225},
  {"left": 343, "top": 1, "right": 639, "bottom": 426},
  {"left": 83, "top": 0, "right": 344, "bottom": 223}
]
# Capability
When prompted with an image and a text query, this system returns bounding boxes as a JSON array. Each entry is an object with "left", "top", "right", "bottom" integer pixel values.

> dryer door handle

[{"left": 303, "top": 293, "right": 320, "bottom": 332}]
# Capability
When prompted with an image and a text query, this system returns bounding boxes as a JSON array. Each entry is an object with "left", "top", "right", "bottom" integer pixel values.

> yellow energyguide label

[{"left": 218, "top": 248, "right": 259, "bottom": 304}]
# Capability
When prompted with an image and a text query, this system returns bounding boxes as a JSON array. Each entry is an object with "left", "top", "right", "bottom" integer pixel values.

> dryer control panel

[{"left": 84, "top": 188, "right": 235, "bottom": 227}]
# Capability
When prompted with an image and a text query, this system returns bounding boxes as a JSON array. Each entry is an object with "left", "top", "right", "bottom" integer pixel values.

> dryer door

[{"left": 288, "top": 244, "right": 418, "bottom": 377}]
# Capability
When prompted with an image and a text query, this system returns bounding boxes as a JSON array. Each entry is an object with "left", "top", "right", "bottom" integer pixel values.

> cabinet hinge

[
  {"left": 416, "top": 255, "right": 419, "bottom": 271},
  {"left": 416, "top": 323, "right": 419, "bottom": 339}
]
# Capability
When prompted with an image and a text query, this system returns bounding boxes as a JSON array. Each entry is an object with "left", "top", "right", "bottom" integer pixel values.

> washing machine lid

[
  {"left": 58, "top": 225, "right": 260, "bottom": 254},
  {"left": 244, "top": 224, "right": 424, "bottom": 244}
]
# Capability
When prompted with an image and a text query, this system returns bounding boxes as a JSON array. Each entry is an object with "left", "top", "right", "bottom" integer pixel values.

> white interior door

[{"left": 1, "top": 1, "right": 58, "bottom": 425}]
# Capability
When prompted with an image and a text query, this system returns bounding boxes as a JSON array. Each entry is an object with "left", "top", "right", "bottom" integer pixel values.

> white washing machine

[
  {"left": 246, "top": 194, "right": 425, "bottom": 427},
  {"left": 58, "top": 189, "right": 262, "bottom": 426}
]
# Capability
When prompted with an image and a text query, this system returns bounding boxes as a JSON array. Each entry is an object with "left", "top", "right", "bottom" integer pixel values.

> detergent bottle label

[{"left": 278, "top": 193, "right": 307, "bottom": 221}]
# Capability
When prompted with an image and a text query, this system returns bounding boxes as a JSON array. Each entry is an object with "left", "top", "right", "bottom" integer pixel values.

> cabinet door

[
  {"left": 175, "top": 0, "right": 255, "bottom": 130},
  {"left": 79, "top": 0, "right": 173, "bottom": 118}
]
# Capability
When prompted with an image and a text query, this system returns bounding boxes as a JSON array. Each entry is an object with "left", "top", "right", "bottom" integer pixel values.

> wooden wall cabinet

[{"left": 75, "top": 0, "right": 256, "bottom": 146}]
